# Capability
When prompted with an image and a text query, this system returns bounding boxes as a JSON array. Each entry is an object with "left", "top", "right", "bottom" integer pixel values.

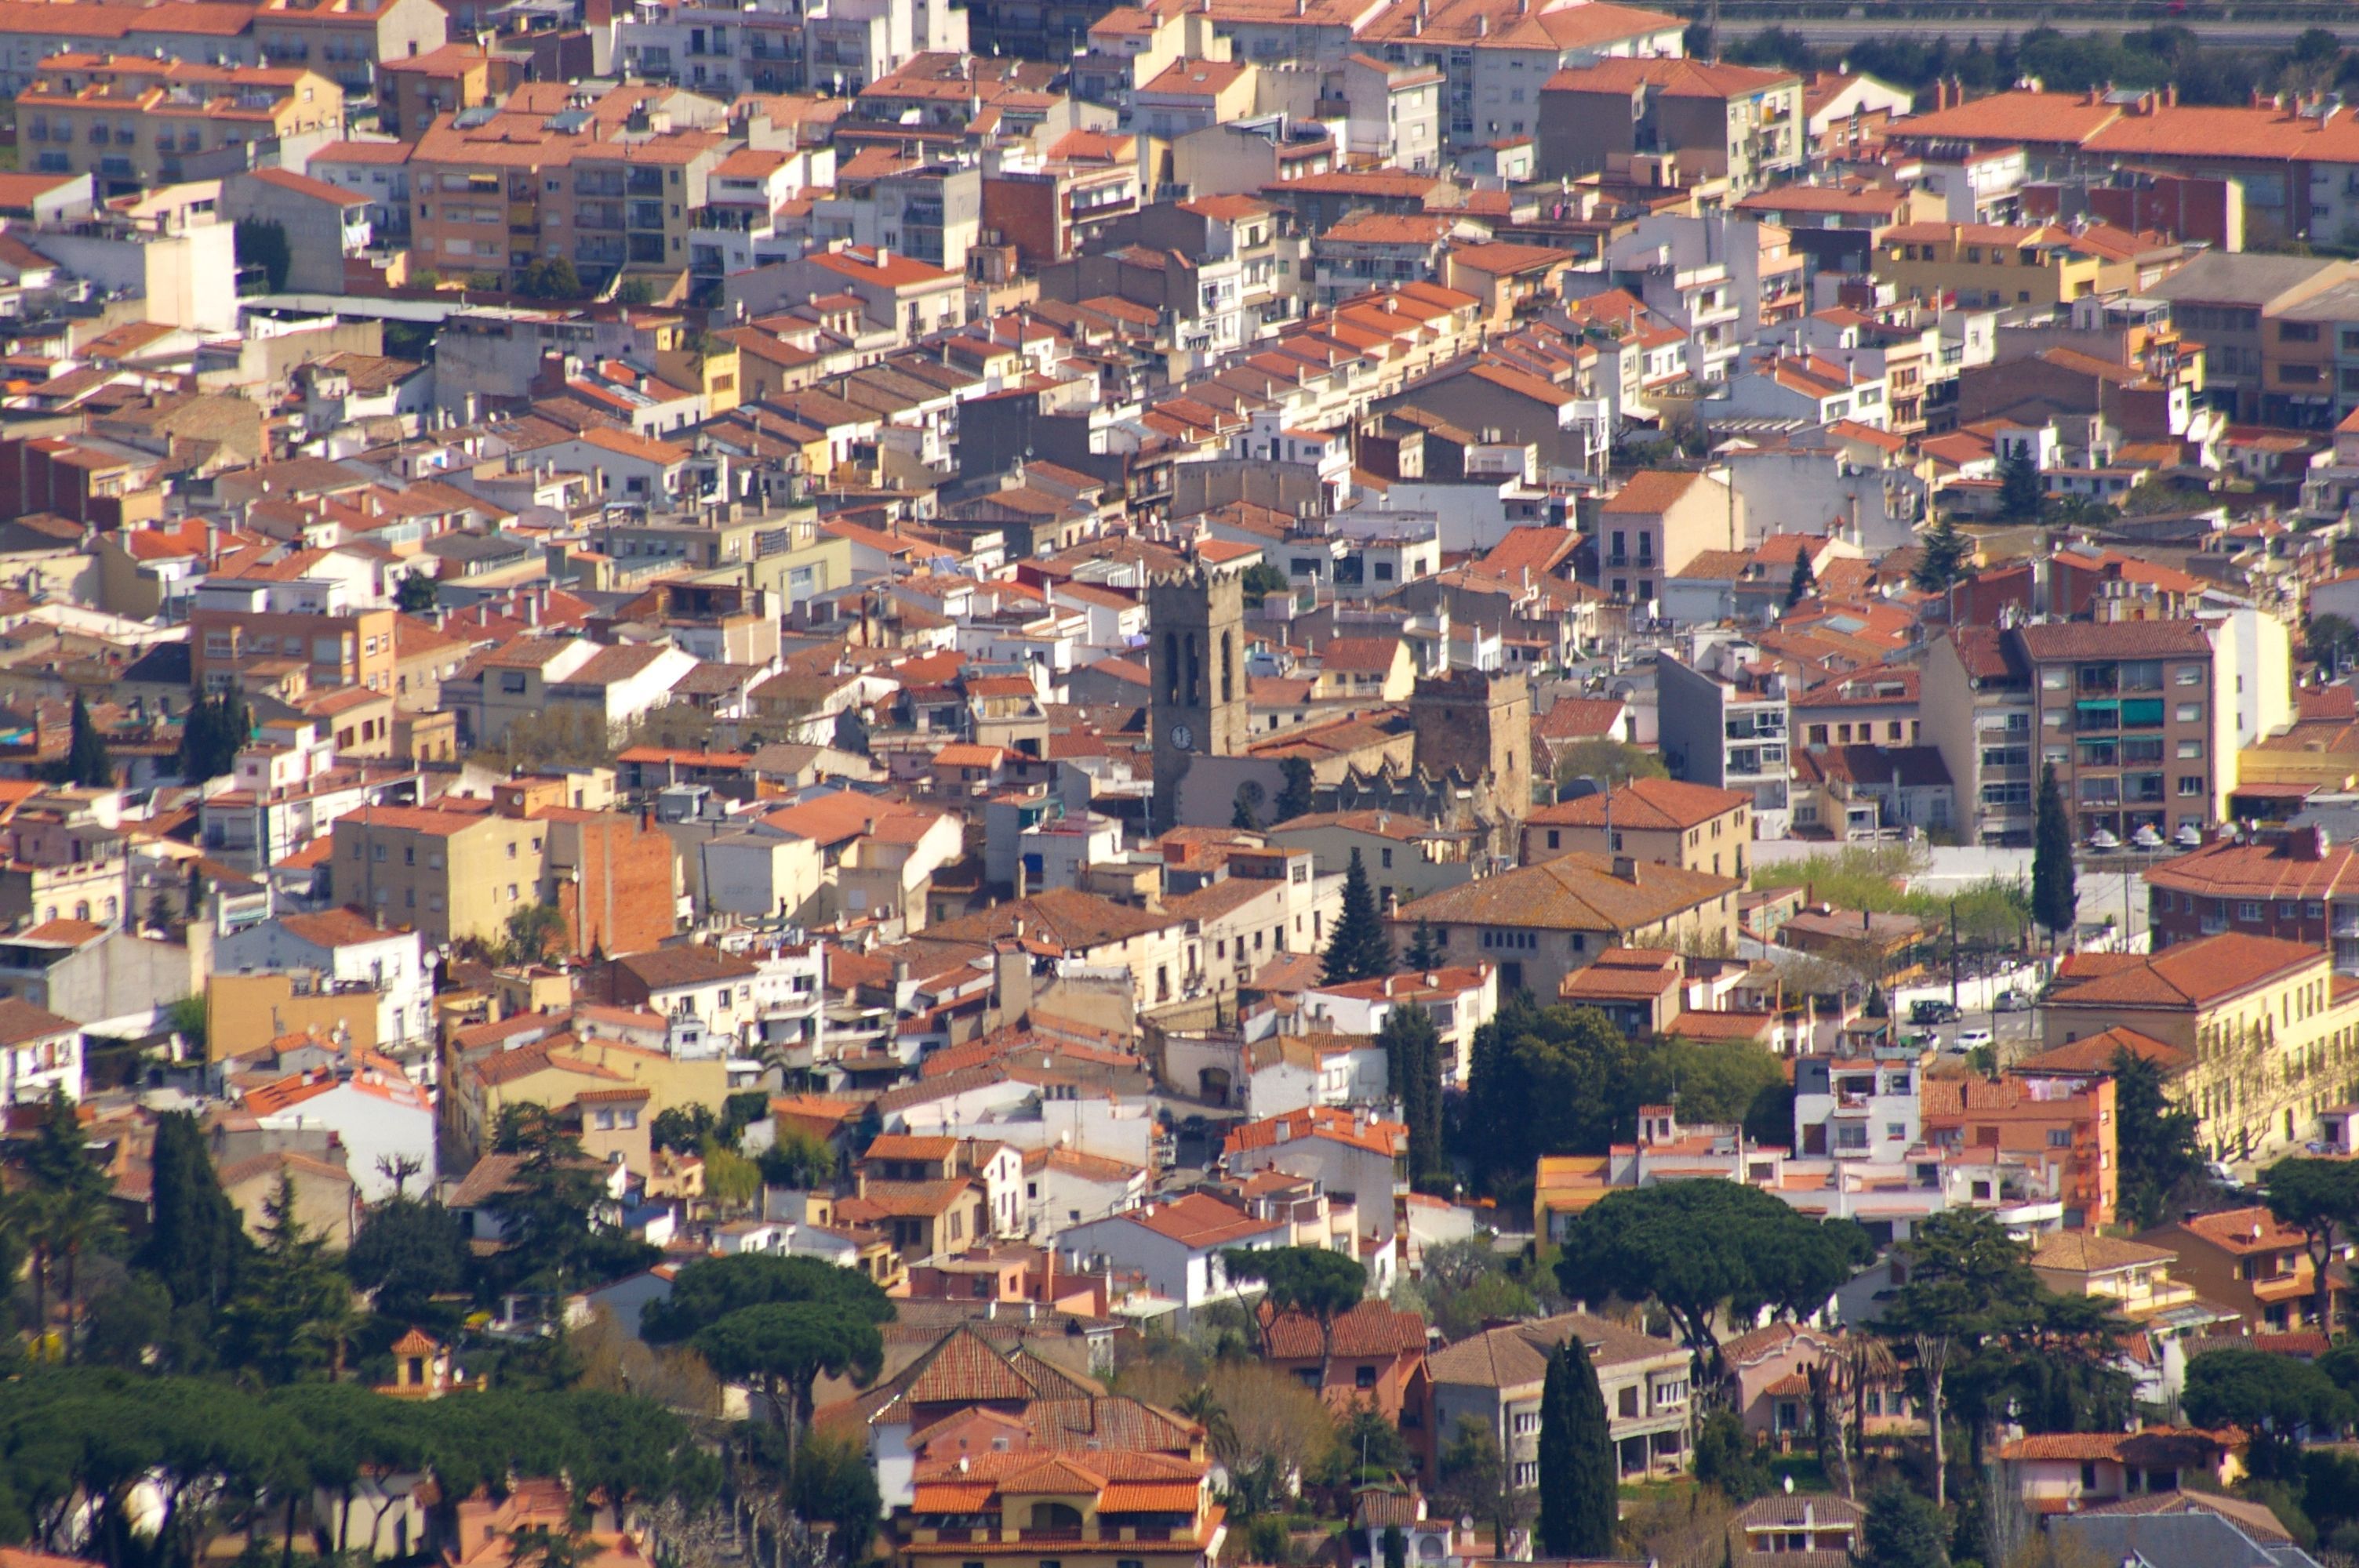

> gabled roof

[{"left": 2044, "top": 932, "right": 2323, "bottom": 1011}]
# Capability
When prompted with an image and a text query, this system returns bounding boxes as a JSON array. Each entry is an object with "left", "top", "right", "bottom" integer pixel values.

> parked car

[
  {"left": 1994, "top": 991, "right": 2032, "bottom": 1013},
  {"left": 1910, "top": 1000, "right": 1960, "bottom": 1025},
  {"left": 1956, "top": 1027, "right": 1995, "bottom": 1051}
]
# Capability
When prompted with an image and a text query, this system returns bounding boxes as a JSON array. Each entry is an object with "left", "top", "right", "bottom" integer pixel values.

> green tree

[
  {"left": 344, "top": 1196, "right": 470, "bottom": 1326},
  {"left": 1274, "top": 757, "right": 1316, "bottom": 823},
  {"left": 652, "top": 1104, "right": 717, "bottom": 1156},
  {"left": 1998, "top": 446, "right": 2044, "bottom": 520},
  {"left": 1692, "top": 1408, "right": 1772, "bottom": 1501},
  {"left": 485, "top": 1104, "right": 654, "bottom": 1297},
  {"left": 2112, "top": 1043, "right": 2206, "bottom": 1229},
  {"left": 15, "top": 1087, "right": 120, "bottom": 1361},
  {"left": 1404, "top": 919, "right": 1444, "bottom": 971},
  {"left": 223, "top": 1170, "right": 356, "bottom": 1385},
  {"left": 784, "top": 1432, "right": 883, "bottom": 1563},
  {"left": 1241, "top": 561, "right": 1291, "bottom": 609},
  {"left": 1554, "top": 1180, "right": 1870, "bottom": 1380},
  {"left": 641, "top": 1250, "right": 894, "bottom": 1344},
  {"left": 2266, "top": 1157, "right": 2359, "bottom": 1336},
  {"left": 2031, "top": 763, "right": 2077, "bottom": 942},
  {"left": 1383, "top": 1526, "right": 1406, "bottom": 1568},
  {"left": 395, "top": 573, "right": 439, "bottom": 614},
  {"left": 503, "top": 900, "right": 570, "bottom": 965},
  {"left": 1322, "top": 848, "right": 1395, "bottom": 984},
  {"left": 2312, "top": 613, "right": 2359, "bottom": 677},
  {"left": 1911, "top": 514, "right": 1972, "bottom": 593},
  {"left": 514, "top": 257, "right": 587, "bottom": 300},
  {"left": 758, "top": 1126, "right": 838, "bottom": 1189},
  {"left": 616, "top": 278, "right": 657, "bottom": 306},
  {"left": 136, "top": 1110, "right": 249, "bottom": 1314},
  {"left": 1862, "top": 1481, "right": 1948, "bottom": 1568},
  {"left": 1550, "top": 737, "right": 1667, "bottom": 793},
  {"left": 1379, "top": 1002, "right": 1445, "bottom": 1187},
  {"left": 1536, "top": 1335, "right": 1616, "bottom": 1558},
  {"left": 56, "top": 693, "right": 113, "bottom": 789},
  {"left": 176, "top": 687, "right": 251, "bottom": 786},
  {"left": 831, "top": 706, "right": 871, "bottom": 757},
  {"left": 692, "top": 1301, "right": 883, "bottom": 1466},
  {"left": 1223, "top": 1245, "right": 1368, "bottom": 1386},
  {"left": 234, "top": 220, "right": 293, "bottom": 292},
  {"left": 2183, "top": 1348, "right": 2351, "bottom": 1446},
  {"left": 1462, "top": 995, "right": 1635, "bottom": 1187},
  {"left": 1437, "top": 1414, "right": 1523, "bottom": 1559},
  {"left": 1787, "top": 551, "right": 1816, "bottom": 608}
]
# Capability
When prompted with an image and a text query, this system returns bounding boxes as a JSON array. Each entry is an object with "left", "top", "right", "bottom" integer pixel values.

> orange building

[{"left": 1922, "top": 1074, "right": 2119, "bottom": 1229}]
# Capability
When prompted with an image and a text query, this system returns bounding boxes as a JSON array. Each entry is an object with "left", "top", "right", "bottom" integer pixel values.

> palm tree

[{"left": 1176, "top": 1384, "right": 1235, "bottom": 1465}]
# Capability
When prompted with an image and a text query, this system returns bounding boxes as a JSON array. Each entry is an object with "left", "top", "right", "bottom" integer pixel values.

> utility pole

[{"left": 1949, "top": 894, "right": 1960, "bottom": 1012}]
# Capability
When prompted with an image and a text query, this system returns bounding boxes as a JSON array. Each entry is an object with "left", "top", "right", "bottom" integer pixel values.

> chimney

[{"left": 1613, "top": 855, "right": 1638, "bottom": 883}]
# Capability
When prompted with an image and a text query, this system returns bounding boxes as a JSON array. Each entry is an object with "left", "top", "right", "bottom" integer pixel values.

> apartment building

[
  {"left": 251, "top": 0, "right": 448, "bottom": 97},
  {"left": 2148, "top": 250, "right": 2354, "bottom": 422},
  {"left": 2042, "top": 931, "right": 2359, "bottom": 1164},
  {"left": 330, "top": 795, "right": 676, "bottom": 955},
  {"left": 1873, "top": 222, "right": 2125, "bottom": 312},
  {"left": 1658, "top": 637, "right": 1791, "bottom": 838},
  {"left": 2015, "top": 619, "right": 2227, "bottom": 843},
  {"left": 1521, "top": 777, "right": 1751, "bottom": 879},
  {"left": 20, "top": 55, "right": 344, "bottom": 196},
  {"left": 189, "top": 577, "right": 398, "bottom": 696},
  {"left": 1536, "top": 56, "right": 1803, "bottom": 195},
  {"left": 1355, "top": 0, "right": 1686, "bottom": 152},
  {"left": 1594, "top": 468, "right": 1743, "bottom": 601},
  {"left": 2135, "top": 1204, "right": 2348, "bottom": 1333},
  {"left": 2146, "top": 826, "right": 2359, "bottom": 973}
]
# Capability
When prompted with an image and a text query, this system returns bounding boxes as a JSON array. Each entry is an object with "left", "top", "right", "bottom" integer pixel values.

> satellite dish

[{"left": 1783, "top": 1475, "right": 1795, "bottom": 1494}]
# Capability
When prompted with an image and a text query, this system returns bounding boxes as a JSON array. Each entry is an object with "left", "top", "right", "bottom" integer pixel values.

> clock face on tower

[{"left": 1171, "top": 723, "right": 1194, "bottom": 753}]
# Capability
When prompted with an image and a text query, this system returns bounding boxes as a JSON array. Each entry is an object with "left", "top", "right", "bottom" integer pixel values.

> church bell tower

[{"left": 1148, "top": 567, "right": 1248, "bottom": 834}]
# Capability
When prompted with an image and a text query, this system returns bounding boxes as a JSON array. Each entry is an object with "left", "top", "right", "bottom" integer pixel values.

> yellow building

[
  {"left": 444, "top": 1026, "right": 725, "bottom": 1174},
  {"left": 2034, "top": 931, "right": 2359, "bottom": 1163},
  {"left": 20, "top": 54, "right": 344, "bottom": 198},
  {"left": 2026, "top": 1232, "right": 2197, "bottom": 1320},
  {"left": 1874, "top": 222, "right": 2121, "bottom": 312}
]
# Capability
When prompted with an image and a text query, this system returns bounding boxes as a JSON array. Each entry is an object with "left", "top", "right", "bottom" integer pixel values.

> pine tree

[
  {"left": 224, "top": 1169, "right": 355, "bottom": 1383},
  {"left": 1230, "top": 782, "right": 1263, "bottom": 833},
  {"left": 1910, "top": 514, "right": 1971, "bottom": 593},
  {"left": 60, "top": 693, "right": 112, "bottom": 789},
  {"left": 2032, "top": 761, "right": 2079, "bottom": 944},
  {"left": 1999, "top": 446, "right": 2044, "bottom": 520},
  {"left": 1321, "top": 848, "right": 1394, "bottom": 984},
  {"left": 1536, "top": 1336, "right": 1617, "bottom": 1559},
  {"left": 1786, "top": 551, "right": 1816, "bottom": 608},
  {"left": 1405, "top": 919, "right": 1444, "bottom": 971},
  {"left": 137, "top": 1110, "right": 249, "bottom": 1313}
]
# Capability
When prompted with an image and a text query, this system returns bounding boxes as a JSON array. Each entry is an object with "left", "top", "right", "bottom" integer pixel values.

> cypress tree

[
  {"left": 137, "top": 1110, "right": 249, "bottom": 1312},
  {"left": 1321, "top": 848, "right": 1394, "bottom": 984},
  {"left": 1378, "top": 1002, "right": 1445, "bottom": 1186},
  {"left": 1405, "top": 918, "right": 1444, "bottom": 971},
  {"left": 2032, "top": 762, "right": 2079, "bottom": 943},
  {"left": 1999, "top": 446, "right": 2044, "bottom": 521},
  {"left": 60, "top": 693, "right": 112, "bottom": 789},
  {"left": 1786, "top": 551, "right": 1815, "bottom": 608},
  {"left": 1274, "top": 757, "right": 1315, "bottom": 824},
  {"left": 1537, "top": 1335, "right": 1619, "bottom": 1559}
]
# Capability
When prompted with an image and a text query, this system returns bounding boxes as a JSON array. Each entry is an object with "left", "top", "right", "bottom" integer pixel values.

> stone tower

[
  {"left": 1148, "top": 567, "right": 1248, "bottom": 834},
  {"left": 1411, "top": 670, "right": 1534, "bottom": 833}
]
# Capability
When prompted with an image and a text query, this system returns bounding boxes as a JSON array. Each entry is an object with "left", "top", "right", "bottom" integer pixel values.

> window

[
  {"left": 2240, "top": 902, "right": 2263, "bottom": 921},
  {"left": 2176, "top": 703, "right": 2202, "bottom": 723},
  {"left": 2180, "top": 776, "right": 2205, "bottom": 797}
]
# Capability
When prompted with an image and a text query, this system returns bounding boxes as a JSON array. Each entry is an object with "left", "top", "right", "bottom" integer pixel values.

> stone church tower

[{"left": 1147, "top": 567, "right": 1248, "bottom": 834}]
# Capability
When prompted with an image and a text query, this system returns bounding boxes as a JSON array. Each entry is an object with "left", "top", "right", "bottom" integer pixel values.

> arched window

[
  {"left": 1221, "top": 630, "right": 1235, "bottom": 704},
  {"left": 1184, "top": 633, "right": 1201, "bottom": 706},
  {"left": 1029, "top": 1503, "right": 1083, "bottom": 1531},
  {"left": 1163, "top": 633, "right": 1180, "bottom": 703},
  {"left": 73, "top": 902, "right": 89, "bottom": 922}
]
